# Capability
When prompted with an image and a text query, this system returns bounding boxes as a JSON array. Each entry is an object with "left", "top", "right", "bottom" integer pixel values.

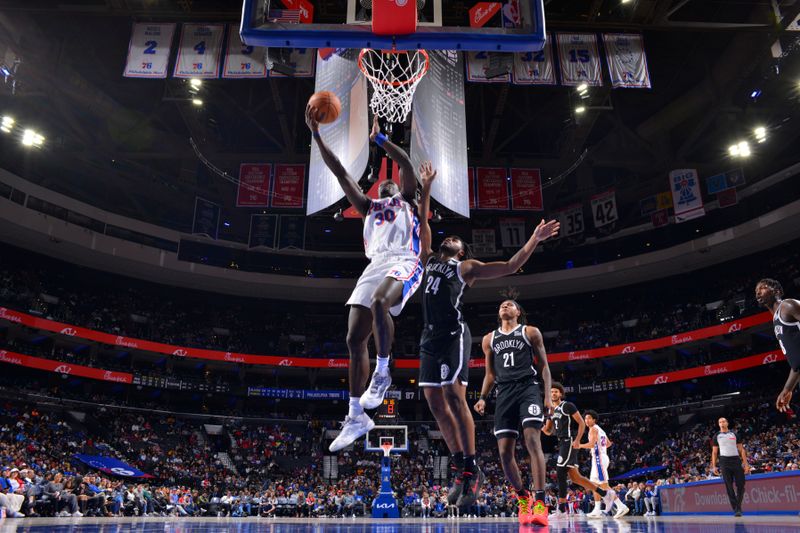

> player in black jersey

[
  {"left": 474, "top": 300, "right": 551, "bottom": 526},
  {"left": 542, "top": 382, "right": 608, "bottom": 518},
  {"left": 755, "top": 279, "right": 800, "bottom": 412},
  {"left": 417, "top": 164, "right": 559, "bottom": 511}
]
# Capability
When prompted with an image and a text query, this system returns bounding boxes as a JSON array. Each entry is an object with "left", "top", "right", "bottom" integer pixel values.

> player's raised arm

[
  {"left": 777, "top": 299, "right": 800, "bottom": 412},
  {"left": 417, "top": 161, "right": 436, "bottom": 263},
  {"left": 460, "top": 219, "right": 559, "bottom": 285},
  {"left": 306, "top": 105, "right": 370, "bottom": 217},
  {"left": 474, "top": 333, "right": 496, "bottom": 416},
  {"left": 370, "top": 116, "right": 417, "bottom": 202},
  {"left": 527, "top": 326, "right": 552, "bottom": 417}
]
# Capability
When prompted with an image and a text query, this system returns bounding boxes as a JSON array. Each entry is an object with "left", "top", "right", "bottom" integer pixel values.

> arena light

[
  {"left": 754, "top": 126, "right": 767, "bottom": 143},
  {"left": 737, "top": 141, "right": 751, "bottom": 157},
  {"left": 1, "top": 116, "right": 14, "bottom": 133},
  {"left": 575, "top": 106, "right": 586, "bottom": 114},
  {"left": 728, "top": 144, "right": 740, "bottom": 156},
  {"left": 192, "top": 98, "right": 203, "bottom": 106},
  {"left": 576, "top": 83, "right": 588, "bottom": 93},
  {"left": 190, "top": 78, "right": 202, "bottom": 88},
  {"left": 21, "top": 129, "right": 44, "bottom": 147}
]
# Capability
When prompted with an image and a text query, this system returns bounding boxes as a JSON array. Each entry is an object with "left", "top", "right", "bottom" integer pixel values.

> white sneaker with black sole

[
  {"left": 328, "top": 412, "right": 375, "bottom": 452},
  {"left": 359, "top": 371, "right": 392, "bottom": 410}
]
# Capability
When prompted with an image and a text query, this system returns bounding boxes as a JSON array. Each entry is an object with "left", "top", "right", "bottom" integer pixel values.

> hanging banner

[
  {"left": 123, "top": 23, "right": 176, "bottom": 78},
  {"left": 512, "top": 37, "right": 556, "bottom": 85},
  {"left": 656, "top": 191, "right": 673, "bottom": 211},
  {"left": 248, "top": 214, "right": 278, "bottom": 249},
  {"left": 269, "top": 48, "right": 316, "bottom": 78},
  {"left": 222, "top": 24, "right": 268, "bottom": 78},
  {"left": 651, "top": 209, "right": 669, "bottom": 228},
  {"left": 271, "top": 164, "right": 305, "bottom": 208},
  {"left": 590, "top": 190, "right": 618, "bottom": 228},
  {"left": 706, "top": 173, "right": 729, "bottom": 195},
  {"left": 499, "top": 218, "right": 526, "bottom": 248},
  {"left": 556, "top": 33, "right": 602, "bottom": 86},
  {"left": 307, "top": 49, "right": 369, "bottom": 215},
  {"left": 468, "top": 167, "right": 476, "bottom": 209},
  {"left": 476, "top": 167, "right": 509, "bottom": 209},
  {"left": 726, "top": 168, "right": 746, "bottom": 187},
  {"left": 236, "top": 164, "right": 271, "bottom": 207},
  {"left": 510, "top": 168, "right": 543, "bottom": 210},
  {"left": 74, "top": 454, "right": 153, "bottom": 478},
  {"left": 718, "top": 188, "right": 738, "bottom": 208},
  {"left": 640, "top": 195, "right": 657, "bottom": 217},
  {"left": 555, "top": 204, "right": 584, "bottom": 239},
  {"left": 669, "top": 169, "right": 705, "bottom": 223},
  {"left": 192, "top": 197, "right": 220, "bottom": 239},
  {"left": 471, "top": 229, "right": 496, "bottom": 256},
  {"left": 602, "top": 33, "right": 652, "bottom": 89},
  {"left": 466, "top": 52, "right": 511, "bottom": 83},
  {"left": 173, "top": 23, "right": 224, "bottom": 79},
  {"left": 278, "top": 215, "right": 306, "bottom": 249},
  {"left": 0, "top": 349, "right": 133, "bottom": 384}
]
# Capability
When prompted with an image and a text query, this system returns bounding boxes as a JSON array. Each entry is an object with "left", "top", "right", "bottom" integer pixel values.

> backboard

[
  {"left": 365, "top": 425, "right": 409, "bottom": 454},
  {"left": 241, "top": 0, "right": 546, "bottom": 52}
]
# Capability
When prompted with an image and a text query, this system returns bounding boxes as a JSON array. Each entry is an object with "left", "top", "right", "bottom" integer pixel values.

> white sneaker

[
  {"left": 613, "top": 504, "right": 630, "bottom": 519},
  {"left": 587, "top": 507, "right": 604, "bottom": 518},
  {"left": 359, "top": 371, "right": 392, "bottom": 409},
  {"left": 603, "top": 489, "right": 617, "bottom": 510},
  {"left": 328, "top": 412, "right": 375, "bottom": 452},
  {"left": 72, "top": 511, "right": 83, "bottom": 517}
]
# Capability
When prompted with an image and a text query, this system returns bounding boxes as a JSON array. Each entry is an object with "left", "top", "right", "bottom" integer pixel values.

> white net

[{"left": 358, "top": 49, "right": 429, "bottom": 123}]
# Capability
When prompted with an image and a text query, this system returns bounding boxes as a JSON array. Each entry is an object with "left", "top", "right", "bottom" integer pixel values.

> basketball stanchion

[{"left": 371, "top": 439, "right": 400, "bottom": 518}]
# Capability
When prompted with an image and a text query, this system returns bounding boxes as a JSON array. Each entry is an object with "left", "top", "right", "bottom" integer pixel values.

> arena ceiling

[{"left": 0, "top": 0, "right": 798, "bottom": 242}]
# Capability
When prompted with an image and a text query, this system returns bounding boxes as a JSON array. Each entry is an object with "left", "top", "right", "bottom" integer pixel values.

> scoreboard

[{"left": 377, "top": 398, "right": 399, "bottom": 421}]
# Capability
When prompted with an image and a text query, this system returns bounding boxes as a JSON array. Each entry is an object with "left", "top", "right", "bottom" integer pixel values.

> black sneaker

[
  {"left": 456, "top": 468, "right": 485, "bottom": 510},
  {"left": 447, "top": 476, "right": 463, "bottom": 506}
]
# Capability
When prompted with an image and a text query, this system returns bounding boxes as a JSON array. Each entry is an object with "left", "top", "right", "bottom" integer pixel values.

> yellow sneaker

[{"left": 518, "top": 497, "right": 533, "bottom": 525}]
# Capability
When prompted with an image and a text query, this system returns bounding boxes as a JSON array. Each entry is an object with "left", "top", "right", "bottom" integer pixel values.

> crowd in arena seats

[{"left": 1, "top": 393, "right": 797, "bottom": 519}]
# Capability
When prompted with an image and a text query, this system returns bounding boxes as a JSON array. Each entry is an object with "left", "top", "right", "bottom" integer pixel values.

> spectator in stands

[{"left": 44, "top": 472, "right": 81, "bottom": 517}]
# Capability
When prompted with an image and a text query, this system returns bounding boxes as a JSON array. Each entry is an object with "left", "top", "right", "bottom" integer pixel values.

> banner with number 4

[
  {"left": 174, "top": 23, "right": 224, "bottom": 78},
  {"left": 590, "top": 190, "right": 618, "bottom": 228},
  {"left": 124, "top": 23, "right": 176, "bottom": 78},
  {"left": 223, "top": 25, "right": 267, "bottom": 78}
]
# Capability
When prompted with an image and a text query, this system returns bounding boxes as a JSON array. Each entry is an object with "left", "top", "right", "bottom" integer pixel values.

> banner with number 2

[
  {"left": 123, "top": 23, "right": 176, "bottom": 78},
  {"left": 174, "top": 23, "right": 224, "bottom": 78}
]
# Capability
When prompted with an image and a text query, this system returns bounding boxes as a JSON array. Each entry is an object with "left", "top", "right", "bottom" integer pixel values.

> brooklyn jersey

[
  {"left": 552, "top": 401, "right": 578, "bottom": 441},
  {"left": 422, "top": 256, "right": 467, "bottom": 328},
  {"left": 774, "top": 301, "right": 800, "bottom": 370},
  {"left": 590, "top": 424, "right": 609, "bottom": 462},
  {"left": 490, "top": 325, "right": 538, "bottom": 385},
  {"left": 363, "top": 193, "right": 420, "bottom": 260}
]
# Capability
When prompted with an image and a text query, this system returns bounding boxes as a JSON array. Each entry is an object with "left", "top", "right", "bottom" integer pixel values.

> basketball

[{"left": 308, "top": 91, "right": 341, "bottom": 124}]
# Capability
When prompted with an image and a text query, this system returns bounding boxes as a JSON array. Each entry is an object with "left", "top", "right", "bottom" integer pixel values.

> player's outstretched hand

[
  {"left": 305, "top": 105, "right": 320, "bottom": 134},
  {"left": 473, "top": 399, "right": 486, "bottom": 416},
  {"left": 776, "top": 389, "right": 792, "bottom": 412},
  {"left": 369, "top": 114, "right": 380, "bottom": 142},
  {"left": 420, "top": 161, "right": 437, "bottom": 187},
  {"left": 532, "top": 219, "right": 560, "bottom": 243}
]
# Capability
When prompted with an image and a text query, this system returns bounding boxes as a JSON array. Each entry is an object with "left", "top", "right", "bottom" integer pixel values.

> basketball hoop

[
  {"left": 358, "top": 48, "right": 429, "bottom": 123},
  {"left": 380, "top": 439, "right": 394, "bottom": 458}
]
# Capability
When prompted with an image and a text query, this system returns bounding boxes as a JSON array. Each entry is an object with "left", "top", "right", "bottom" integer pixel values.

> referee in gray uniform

[{"left": 710, "top": 417, "right": 750, "bottom": 517}]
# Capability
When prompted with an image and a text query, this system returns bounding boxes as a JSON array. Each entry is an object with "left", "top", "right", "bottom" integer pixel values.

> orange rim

[{"left": 358, "top": 49, "right": 430, "bottom": 88}]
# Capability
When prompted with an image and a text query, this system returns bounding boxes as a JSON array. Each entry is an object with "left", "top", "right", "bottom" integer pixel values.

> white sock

[
  {"left": 348, "top": 396, "right": 363, "bottom": 418},
  {"left": 593, "top": 501, "right": 601, "bottom": 510},
  {"left": 375, "top": 355, "right": 390, "bottom": 375}
]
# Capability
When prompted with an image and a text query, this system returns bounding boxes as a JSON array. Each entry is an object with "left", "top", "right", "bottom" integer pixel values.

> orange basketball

[{"left": 308, "top": 91, "right": 341, "bottom": 124}]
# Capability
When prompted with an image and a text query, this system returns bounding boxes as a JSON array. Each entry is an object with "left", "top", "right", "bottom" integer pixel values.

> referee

[{"left": 711, "top": 417, "right": 750, "bottom": 517}]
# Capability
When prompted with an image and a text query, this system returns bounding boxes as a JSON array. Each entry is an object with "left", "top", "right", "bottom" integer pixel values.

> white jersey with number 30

[{"left": 363, "top": 193, "right": 420, "bottom": 260}]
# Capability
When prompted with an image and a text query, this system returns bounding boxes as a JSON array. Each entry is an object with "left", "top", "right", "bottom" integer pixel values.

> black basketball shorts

[
  {"left": 419, "top": 323, "right": 471, "bottom": 387},
  {"left": 493, "top": 380, "right": 544, "bottom": 438},
  {"left": 557, "top": 439, "right": 579, "bottom": 469}
]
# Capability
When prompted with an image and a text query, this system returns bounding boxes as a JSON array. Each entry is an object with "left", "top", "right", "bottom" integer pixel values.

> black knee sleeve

[{"left": 557, "top": 467, "right": 568, "bottom": 498}]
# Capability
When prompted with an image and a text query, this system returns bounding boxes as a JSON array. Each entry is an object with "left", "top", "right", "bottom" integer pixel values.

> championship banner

[
  {"left": 173, "top": 23, "right": 224, "bottom": 79},
  {"left": 236, "top": 164, "right": 271, "bottom": 207},
  {"left": 271, "top": 164, "right": 305, "bottom": 208},
  {"left": 499, "top": 218, "right": 526, "bottom": 248},
  {"left": 222, "top": 24, "right": 267, "bottom": 78},
  {"left": 476, "top": 167, "right": 509, "bottom": 209},
  {"left": 512, "top": 36, "right": 556, "bottom": 85},
  {"left": 556, "top": 33, "right": 602, "bottom": 86},
  {"left": 0, "top": 349, "right": 133, "bottom": 384},
  {"left": 625, "top": 351, "right": 784, "bottom": 389},
  {"left": 510, "top": 168, "right": 543, "bottom": 211},
  {"left": 0, "top": 306, "right": 773, "bottom": 367},
  {"left": 123, "top": 23, "right": 176, "bottom": 78},
  {"left": 706, "top": 173, "right": 729, "bottom": 195},
  {"left": 669, "top": 169, "right": 705, "bottom": 223},
  {"left": 555, "top": 204, "right": 584, "bottom": 239},
  {"left": 307, "top": 49, "right": 369, "bottom": 215},
  {"left": 192, "top": 197, "right": 220, "bottom": 239},
  {"left": 466, "top": 52, "right": 511, "bottom": 83},
  {"left": 468, "top": 167, "right": 476, "bottom": 209},
  {"left": 278, "top": 215, "right": 305, "bottom": 249},
  {"left": 471, "top": 229, "right": 496, "bottom": 256},
  {"left": 74, "top": 454, "right": 153, "bottom": 478},
  {"left": 602, "top": 33, "right": 652, "bottom": 89},
  {"left": 590, "top": 189, "right": 618, "bottom": 228},
  {"left": 248, "top": 214, "right": 278, "bottom": 249},
  {"left": 269, "top": 48, "right": 316, "bottom": 78}
]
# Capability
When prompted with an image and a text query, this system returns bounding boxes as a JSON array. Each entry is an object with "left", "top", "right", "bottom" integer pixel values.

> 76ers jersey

[
  {"left": 363, "top": 193, "right": 420, "bottom": 260},
  {"left": 590, "top": 424, "right": 609, "bottom": 462}
]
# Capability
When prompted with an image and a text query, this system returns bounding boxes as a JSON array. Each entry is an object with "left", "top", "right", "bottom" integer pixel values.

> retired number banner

[
  {"left": 271, "top": 164, "right": 305, "bottom": 208},
  {"left": 173, "top": 23, "right": 224, "bottom": 78},
  {"left": 670, "top": 169, "right": 705, "bottom": 223},
  {"left": 476, "top": 168, "right": 509, "bottom": 209},
  {"left": 466, "top": 52, "right": 511, "bottom": 83},
  {"left": 590, "top": 190, "right": 618, "bottom": 228},
  {"left": 123, "top": 23, "right": 176, "bottom": 78},
  {"left": 513, "top": 36, "right": 556, "bottom": 85},
  {"left": 269, "top": 48, "right": 316, "bottom": 78},
  {"left": 510, "top": 168, "right": 543, "bottom": 210},
  {"left": 236, "top": 164, "right": 271, "bottom": 207},
  {"left": 602, "top": 33, "right": 652, "bottom": 89},
  {"left": 556, "top": 204, "right": 584, "bottom": 238},
  {"left": 556, "top": 33, "right": 602, "bottom": 86},
  {"left": 223, "top": 24, "right": 267, "bottom": 78}
]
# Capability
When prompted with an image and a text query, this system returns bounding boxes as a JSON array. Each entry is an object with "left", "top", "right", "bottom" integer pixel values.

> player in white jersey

[
  {"left": 306, "top": 107, "right": 423, "bottom": 452},
  {"left": 580, "top": 410, "right": 629, "bottom": 518}
]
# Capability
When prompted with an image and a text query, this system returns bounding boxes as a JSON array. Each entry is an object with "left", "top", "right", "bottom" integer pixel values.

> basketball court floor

[{"left": 2, "top": 516, "right": 799, "bottom": 533}]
